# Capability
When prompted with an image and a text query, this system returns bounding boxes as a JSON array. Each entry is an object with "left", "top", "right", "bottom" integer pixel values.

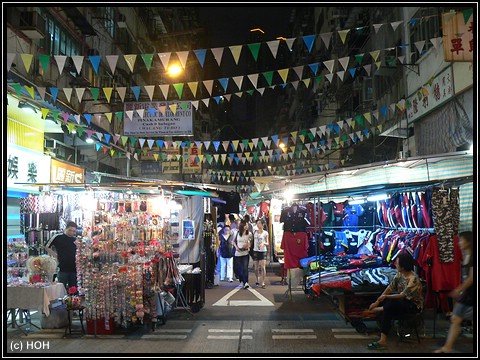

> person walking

[
  {"left": 434, "top": 231, "right": 474, "bottom": 353},
  {"left": 218, "top": 225, "right": 235, "bottom": 282},
  {"left": 366, "top": 252, "right": 423, "bottom": 350},
  {"left": 252, "top": 219, "right": 269, "bottom": 288},
  {"left": 45, "top": 221, "right": 79, "bottom": 290},
  {"left": 234, "top": 220, "right": 252, "bottom": 289}
]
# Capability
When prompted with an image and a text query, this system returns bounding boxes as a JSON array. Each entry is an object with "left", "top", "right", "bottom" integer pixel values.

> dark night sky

[{"left": 198, "top": 6, "right": 295, "bottom": 47}]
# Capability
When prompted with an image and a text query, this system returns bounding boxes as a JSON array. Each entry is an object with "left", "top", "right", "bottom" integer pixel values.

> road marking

[
  {"left": 272, "top": 335, "right": 317, "bottom": 339},
  {"left": 241, "top": 335, "right": 253, "bottom": 340},
  {"left": 142, "top": 334, "right": 188, "bottom": 340},
  {"left": 212, "top": 285, "right": 274, "bottom": 306},
  {"left": 207, "top": 335, "right": 240, "bottom": 339},
  {"left": 153, "top": 329, "right": 192, "bottom": 333},
  {"left": 331, "top": 328, "right": 357, "bottom": 332},
  {"left": 209, "top": 329, "right": 241, "bottom": 333},
  {"left": 272, "top": 329, "right": 314, "bottom": 333}
]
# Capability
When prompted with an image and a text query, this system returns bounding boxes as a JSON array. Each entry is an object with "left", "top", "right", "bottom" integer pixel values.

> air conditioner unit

[{"left": 19, "top": 11, "right": 46, "bottom": 39}]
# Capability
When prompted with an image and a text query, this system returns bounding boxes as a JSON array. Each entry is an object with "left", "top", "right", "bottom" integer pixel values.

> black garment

[
  {"left": 219, "top": 233, "right": 235, "bottom": 258},
  {"left": 319, "top": 231, "right": 335, "bottom": 254},
  {"left": 45, "top": 233, "right": 77, "bottom": 272},
  {"left": 458, "top": 254, "right": 474, "bottom": 306},
  {"left": 380, "top": 298, "right": 419, "bottom": 335},
  {"left": 280, "top": 204, "right": 310, "bottom": 232},
  {"left": 218, "top": 191, "right": 241, "bottom": 214}
]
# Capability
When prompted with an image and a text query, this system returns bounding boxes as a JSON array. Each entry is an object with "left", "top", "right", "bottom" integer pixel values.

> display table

[
  {"left": 7, "top": 283, "right": 66, "bottom": 316},
  {"left": 65, "top": 306, "right": 85, "bottom": 336}
]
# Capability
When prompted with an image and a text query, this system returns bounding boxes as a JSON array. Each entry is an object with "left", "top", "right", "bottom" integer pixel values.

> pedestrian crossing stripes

[
  {"left": 207, "top": 328, "right": 253, "bottom": 340},
  {"left": 271, "top": 328, "right": 317, "bottom": 339},
  {"left": 141, "top": 328, "right": 191, "bottom": 340}
]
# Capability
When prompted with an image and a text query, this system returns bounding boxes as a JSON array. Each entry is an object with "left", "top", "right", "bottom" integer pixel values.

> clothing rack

[{"left": 375, "top": 225, "right": 435, "bottom": 232}]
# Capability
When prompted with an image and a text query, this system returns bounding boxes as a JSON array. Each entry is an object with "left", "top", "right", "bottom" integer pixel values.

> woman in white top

[
  {"left": 252, "top": 219, "right": 269, "bottom": 288},
  {"left": 234, "top": 220, "right": 252, "bottom": 289}
]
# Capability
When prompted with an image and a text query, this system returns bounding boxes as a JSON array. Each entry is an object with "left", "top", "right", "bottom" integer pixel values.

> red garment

[
  {"left": 258, "top": 201, "right": 270, "bottom": 218},
  {"left": 421, "top": 234, "right": 461, "bottom": 310},
  {"left": 280, "top": 231, "right": 308, "bottom": 269},
  {"left": 420, "top": 193, "right": 431, "bottom": 228}
]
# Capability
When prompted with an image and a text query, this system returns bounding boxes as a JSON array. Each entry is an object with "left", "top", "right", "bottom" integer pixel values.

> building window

[
  {"left": 410, "top": 8, "right": 442, "bottom": 59},
  {"left": 101, "top": 7, "right": 115, "bottom": 39},
  {"left": 201, "top": 121, "right": 209, "bottom": 135}
]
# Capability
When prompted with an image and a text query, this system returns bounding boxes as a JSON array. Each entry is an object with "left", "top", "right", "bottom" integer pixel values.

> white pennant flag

[
  {"left": 203, "top": 80, "right": 214, "bottom": 95},
  {"left": 397, "top": 55, "right": 405, "bottom": 64},
  {"left": 363, "top": 64, "right": 372, "bottom": 76},
  {"left": 323, "top": 59, "right": 335, "bottom": 73},
  {"left": 125, "top": 110, "right": 134, "bottom": 121},
  {"left": 105, "top": 55, "right": 118, "bottom": 74},
  {"left": 414, "top": 40, "right": 426, "bottom": 55},
  {"left": 191, "top": 100, "right": 199, "bottom": 110},
  {"left": 74, "top": 87, "right": 85, "bottom": 102},
  {"left": 372, "top": 110, "right": 379, "bottom": 121},
  {"left": 37, "top": 87, "right": 46, "bottom": 101},
  {"left": 338, "top": 57, "right": 350, "bottom": 71},
  {"left": 144, "top": 85, "right": 155, "bottom": 101},
  {"left": 202, "top": 98, "right": 210, "bottom": 108},
  {"left": 71, "top": 55, "right": 84, "bottom": 74},
  {"left": 267, "top": 40, "right": 280, "bottom": 58},
  {"left": 293, "top": 65, "right": 303, "bottom": 80},
  {"left": 373, "top": 24, "right": 383, "bottom": 34},
  {"left": 139, "top": 138, "right": 145, "bottom": 148},
  {"left": 74, "top": 115, "right": 81, "bottom": 124},
  {"left": 320, "top": 32, "right": 333, "bottom": 48},
  {"left": 159, "top": 84, "right": 169, "bottom": 99},
  {"left": 390, "top": 20, "right": 403, "bottom": 32},
  {"left": 336, "top": 71, "right": 345, "bottom": 81},
  {"left": 7, "top": 53, "right": 15, "bottom": 72},
  {"left": 54, "top": 55, "right": 67, "bottom": 74},
  {"left": 285, "top": 38, "right": 296, "bottom": 51},
  {"left": 291, "top": 81, "right": 299, "bottom": 90},
  {"left": 247, "top": 74, "right": 259, "bottom": 87},
  {"left": 116, "top": 87, "right": 127, "bottom": 102},
  {"left": 232, "top": 75, "right": 244, "bottom": 90},
  {"left": 325, "top": 73, "right": 334, "bottom": 83},
  {"left": 224, "top": 94, "right": 232, "bottom": 101},
  {"left": 430, "top": 37, "right": 443, "bottom": 51},
  {"left": 63, "top": 88, "right": 73, "bottom": 103},
  {"left": 147, "top": 139, "right": 155, "bottom": 149},
  {"left": 176, "top": 51, "right": 189, "bottom": 70},
  {"left": 210, "top": 47, "right": 224, "bottom": 66},
  {"left": 157, "top": 52, "right": 171, "bottom": 70}
]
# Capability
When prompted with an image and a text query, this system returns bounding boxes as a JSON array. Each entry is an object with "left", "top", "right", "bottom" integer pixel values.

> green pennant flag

[
  {"left": 90, "top": 87, "right": 100, "bottom": 101},
  {"left": 300, "top": 129, "right": 308, "bottom": 136},
  {"left": 38, "top": 54, "right": 50, "bottom": 72},
  {"left": 173, "top": 83, "right": 184, "bottom": 99},
  {"left": 248, "top": 42, "right": 261, "bottom": 61},
  {"left": 257, "top": 140, "right": 264, "bottom": 150},
  {"left": 386, "top": 57, "right": 396, "bottom": 67},
  {"left": 76, "top": 127, "right": 85, "bottom": 137},
  {"left": 11, "top": 83, "right": 22, "bottom": 97},
  {"left": 136, "top": 148, "right": 142, "bottom": 155},
  {"left": 307, "top": 133, "right": 314, "bottom": 141},
  {"left": 355, "top": 114, "right": 364, "bottom": 126},
  {"left": 342, "top": 134, "right": 348, "bottom": 141},
  {"left": 161, "top": 153, "right": 167, "bottom": 161},
  {"left": 315, "top": 75, "right": 323, "bottom": 85},
  {"left": 141, "top": 54, "right": 154, "bottom": 71},
  {"left": 130, "top": 136, "right": 138, "bottom": 147},
  {"left": 252, "top": 151, "right": 259, "bottom": 161},
  {"left": 354, "top": 54, "right": 364, "bottom": 65},
  {"left": 180, "top": 102, "right": 189, "bottom": 111},
  {"left": 51, "top": 110, "right": 60, "bottom": 121},
  {"left": 262, "top": 71, "right": 274, "bottom": 86},
  {"left": 463, "top": 9, "right": 473, "bottom": 23},
  {"left": 115, "top": 111, "right": 123, "bottom": 122},
  {"left": 246, "top": 89, "right": 255, "bottom": 96},
  {"left": 242, "top": 139, "right": 249, "bottom": 149},
  {"left": 121, "top": 136, "right": 128, "bottom": 146}
]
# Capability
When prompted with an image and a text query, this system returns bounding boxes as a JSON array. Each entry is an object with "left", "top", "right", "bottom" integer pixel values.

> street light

[{"left": 166, "top": 63, "right": 183, "bottom": 77}]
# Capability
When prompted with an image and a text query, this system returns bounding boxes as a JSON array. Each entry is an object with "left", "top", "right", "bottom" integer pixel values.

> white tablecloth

[{"left": 7, "top": 283, "right": 66, "bottom": 316}]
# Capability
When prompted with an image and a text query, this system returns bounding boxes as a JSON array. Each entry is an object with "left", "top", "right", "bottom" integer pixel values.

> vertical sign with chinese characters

[
  {"left": 406, "top": 66, "right": 454, "bottom": 124},
  {"left": 7, "top": 144, "right": 51, "bottom": 191},
  {"left": 442, "top": 10, "right": 474, "bottom": 62},
  {"left": 51, "top": 159, "right": 85, "bottom": 184},
  {"left": 182, "top": 144, "right": 202, "bottom": 174}
]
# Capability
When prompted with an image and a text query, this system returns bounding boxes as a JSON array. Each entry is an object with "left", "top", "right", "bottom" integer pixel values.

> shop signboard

[
  {"left": 442, "top": 10, "right": 473, "bottom": 62},
  {"left": 123, "top": 101, "right": 193, "bottom": 136},
  {"left": 182, "top": 143, "right": 202, "bottom": 174},
  {"left": 406, "top": 66, "right": 453, "bottom": 124},
  {"left": 7, "top": 144, "right": 51, "bottom": 191},
  {"left": 50, "top": 158, "right": 84, "bottom": 184},
  {"left": 140, "top": 161, "right": 162, "bottom": 176}
]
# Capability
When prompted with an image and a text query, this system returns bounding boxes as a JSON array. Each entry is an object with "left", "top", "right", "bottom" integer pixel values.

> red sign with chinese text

[
  {"left": 442, "top": 10, "right": 474, "bottom": 62},
  {"left": 51, "top": 159, "right": 84, "bottom": 184}
]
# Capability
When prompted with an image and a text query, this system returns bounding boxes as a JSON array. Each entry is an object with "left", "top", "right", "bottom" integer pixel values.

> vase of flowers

[{"left": 63, "top": 286, "right": 83, "bottom": 310}]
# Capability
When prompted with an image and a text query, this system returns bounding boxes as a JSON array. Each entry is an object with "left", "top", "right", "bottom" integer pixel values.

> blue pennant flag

[
  {"left": 156, "top": 140, "right": 164, "bottom": 148},
  {"left": 89, "top": 56, "right": 101, "bottom": 74},
  {"left": 84, "top": 113, "right": 92, "bottom": 125},
  {"left": 214, "top": 96, "right": 222, "bottom": 104},
  {"left": 234, "top": 157, "right": 240, "bottom": 165},
  {"left": 334, "top": 124, "right": 341, "bottom": 135},
  {"left": 103, "top": 134, "right": 111, "bottom": 143},
  {"left": 148, "top": 107, "right": 156, "bottom": 117},
  {"left": 282, "top": 137, "right": 289, "bottom": 145},
  {"left": 131, "top": 86, "right": 141, "bottom": 101},
  {"left": 213, "top": 141, "right": 220, "bottom": 152},
  {"left": 303, "top": 35, "right": 316, "bottom": 53},
  {"left": 218, "top": 78, "right": 229, "bottom": 92},
  {"left": 95, "top": 143, "right": 101, "bottom": 151},
  {"left": 320, "top": 140, "right": 325, "bottom": 146},
  {"left": 271, "top": 135, "right": 278, "bottom": 145},
  {"left": 309, "top": 63, "right": 319, "bottom": 75},
  {"left": 193, "top": 49, "right": 207, "bottom": 67},
  {"left": 348, "top": 68, "right": 356, "bottom": 79},
  {"left": 228, "top": 153, "right": 235, "bottom": 160},
  {"left": 50, "top": 87, "right": 59, "bottom": 103},
  {"left": 380, "top": 106, "right": 389, "bottom": 117},
  {"left": 363, "top": 129, "right": 369, "bottom": 136},
  {"left": 181, "top": 142, "right": 187, "bottom": 148}
]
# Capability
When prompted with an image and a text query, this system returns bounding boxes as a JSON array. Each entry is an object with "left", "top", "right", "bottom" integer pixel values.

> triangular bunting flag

[
  {"left": 105, "top": 55, "right": 118, "bottom": 74},
  {"left": 203, "top": 80, "right": 214, "bottom": 95},
  {"left": 103, "top": 87, "right": 113, "bottom": 103},
  {"left": 193, "top": 49, "right": 207, "bottom": 67},
  {"left": 157, "top": 52, "right": 171, "bottom": 70},
  {"left": 159, "top": 84, "right": 169, "bottom": 99},
  {"left": 325, "top": 73, "right": 334, "bottom": 83},
  {"left": 323, "top": 59, "right": 335, "bottom": 73},
  {"left": 169, "top": 104, "right": 177, "bottom": 115},
  {"left": 320, "top": 32, "right": 333, "bottom": 49},
  {"left": 293, "top": 65, "right": 303, "bottom": 80},
  {"left": 124, "top": 54, "right": 137, "bottom": 73},
  {"left": 373, "top": 24, "right": 383, "bottom": 34},
  {"left": 248, "top": 42, "right": 261, "bottom": 61},
  {"left": 291, "top": 81, "right": 299, "bottom": 90},
  {"left": 266, "top": 40, "right": 280, "bottom": 58},
  {"left": 247, "top": 74, "right": 259, "bottom": 87},
  {"left": 210, "top": 47, "right": 224, "bottom": 66},
  {"left": 338, "top": 29, "right": 350, "bottom": 44},
  {"left": 302, "top": 78, "right": 311, "bottom": 88},
  {"left": 285, "top": 38, "right": 296, "bottom": 51},
  {"left": 37, "top": 87, "right": 46, "bottom": 101},
  {"left": 277, "top": 69, "right": 289, "bottom": 83},
  {"left": 125, "top": 110, "right": 134, "bottom": 121},
  {"left": 363, "top": 64, "right": 372, "bottom": 76},
  {"left": 131, "top": 86, "right": 141, "bottom": 101},
  {"left": 105, "top": 112, "right": 112, "bottom": 123},
  {"left": 309, "top": 63, "right": 319, "bottom": 76},
  {"left": 414, "top": 40, "right": 426, "bottom": 54},
  {"left": 336, "top": 70, "right": 345, "bottom": 81},
  {"left": 303, "top": 35, "right": 316, "bottom": 53},
  {"left": 191, "top": 100, "right": 199, "bottom": 110},
  {"left": 173, "top": 83, "right": 184, "bottom": 99},
  {"left": 38, "top": 54, "right": 50, "bottom": 72},
  {"left": 63, "top": 88, "right": 72, "bottom": 103},
  {"left": 370, "top": 50, "right": 381, "bottom": 62},
  {"left": 116, "top": 87, "right": 126, "bottom": 102},
  {"left": 363, "top": 112, "right": 372, "bottom": 124},
  {"left": 188, "top": 82, "right": 198, "bottom": 97},
  {"left": 229, "top": 45, "right": 242, "bottom": 65},
  {"left": 354, "top": 53, "right": 364, "bottom": 65},
  {"left": 390, "top": 20, "right": 403, "bottom": 32},
  {"left": 89, "top": 55, "right": 101, "bottom": 74},
  {"left": 338, "top": 56, "right": 350, "bottom": 71},
  {"left": 348, "top": 68, "right": 356, "bottom": 79},
  {"left": 218, "top": 77, "right": 229, "bottom": 92},
  {"left": 53, "top": 55, "right": 66, "bottom": 74},
  {"left": 89, "top": 87, "right": 100, "bottom": 101},
  {"left": 202, "top": 98, "right": 210, "bottom": 108},
  {"left": 232, "top": 76, "right": 244, "bottom": 90},
  {"left": 141, "top": 53, "right": 154, "bottom": 71},
  {"left": 144, "top": 85, "right": 155, "bottom": 101},
  {"left": 176, "top": 51, "right": 189, "bottom": 70},
  {"left": 263, "top": 71, "right": 274, "bottom": 86},
  {"left": 430, "top": 36, "right": 443, "bottom": 51},
  {"left": 74, "top": 88, "right": 85, "bottom": 102}
]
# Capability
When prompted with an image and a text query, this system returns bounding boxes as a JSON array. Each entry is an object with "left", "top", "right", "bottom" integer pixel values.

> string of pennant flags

[
  {"left": 6, "top": 8, "right": 472, "bottom": 80},
  {"left": 7, "top": 34, "right": 446, "bottom": 106}
]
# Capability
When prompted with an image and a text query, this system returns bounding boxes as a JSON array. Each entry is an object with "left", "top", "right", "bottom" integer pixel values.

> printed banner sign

[
  {"left": 7, "top": 144, "right": 51, "bottom": 190},
  {"left": 182, "top": 143, "right": 202, "bottom": 174},
  {"left": 442, "top": 11, "right": 474, "bottom": 62},
  {"left": 51, "top": 158, "right": 84, "bottom": 184},
  {"left": 123, "top": 101, "right": 193, "bottom": 136}
]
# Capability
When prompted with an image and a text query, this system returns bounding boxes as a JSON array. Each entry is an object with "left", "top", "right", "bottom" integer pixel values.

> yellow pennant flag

[
  {"left": 121, "top": 136, "right": 129, "bottom": 146},
  {"left": 363, "top": 112, "right": 371, "bottom": 124},
  {"left": 277, "top": 68, "right": 289, "bottom": 83},
  {"left": 232, "top": 140, "right": 239, "bottom": 151},
  {"left": 103, "top": 87, "right": 113, "bottom": 103},
  {"left": 302, "top": 149, "right": 308, "bottom": 158},
  {"left": 67, "top": 123, "right": 76, "bottom": 134},
  {"left": 229, "top": 45, "right": 242, "bottom": 65},
  {"left": 105, "top": 112, "right": 112, "bottom": 123},
  {"left": 375, "top": 61, "right": 382, "bottom": 70},
  {"left": 338, "top": 29, "right": 350, "bottom": 44},
  {"left": 110, "top": 149, "right": 115, "bottom": 157},
  {"left": 299, "top": 134, "right": 305, "bottom": 143},
  {"left": 169, "top": 103, "right": 177, "bottom": 115},
  {"left": 377, "top": 124, "right": 383, "bottom": 132},
  {"left": 124, "top": 54, "right": 137, "bottom": 73},
  {"left": 188, "top": 82, "right": 198, "bottom": 97},
  {"left": 25, "top": 85, "right": 35, "bottom": 99},
  {"left": 153, "top": 154, "right": 159, "bottom": 161},
  {"left": 41, "top": 108, "right": 49, "bottom": 119},
  {"left": 20, "top": 54, "right": 34, "bottom": 72},
  {"left": 302, "top": 79, "right": 311, "bottom": 88},
  {"left": 370, "top": 50, "right": 381, "bottom": 62}
]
